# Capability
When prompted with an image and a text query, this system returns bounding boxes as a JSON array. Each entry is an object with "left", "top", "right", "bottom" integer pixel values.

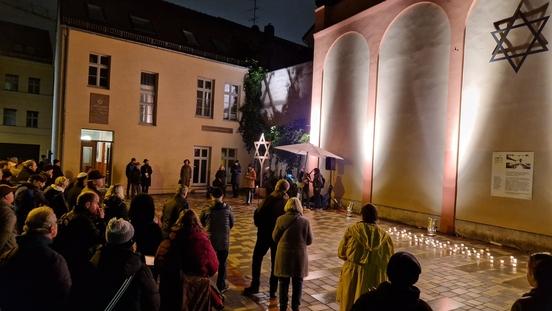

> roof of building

[
  {"left": 0, "top": 20, "right": 53, "bottom": 63},
  {"left": 60, "top": 0, "right": 313, "bottom": 70}
]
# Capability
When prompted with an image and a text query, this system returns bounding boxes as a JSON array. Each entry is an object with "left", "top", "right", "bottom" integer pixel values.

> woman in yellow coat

[{"left": 336, "top": 203, "right": 394, "bottom": 311}]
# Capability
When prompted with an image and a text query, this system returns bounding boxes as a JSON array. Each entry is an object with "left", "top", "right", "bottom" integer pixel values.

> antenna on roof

[{"left": 248, "top": 0, "right": 260, "bottom": 26}]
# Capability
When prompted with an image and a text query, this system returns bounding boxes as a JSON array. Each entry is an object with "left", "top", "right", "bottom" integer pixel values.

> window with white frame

[
  {"left": 26, "top": 111, "right": 38, "bottom": 128},
  {"left": 28, "top": 77, "right": 40, "bottom": 94},
  {"left": 196, "top": 78, "right": 213, "bottom": 117},
  {"left": 3, "top": 109, "right": 16, "bottom": 126},
  {"left": 4, "top": 74, "right": 18, "bottom": 91},
  {"left": 88, "top": 53, "right": 110, "bottom": 88},
  {"left": 223, "top": 83, "right": 239, "bottom": 120},
  {"left": 140, "top": 72, "right": 157, "bottom": 125}
]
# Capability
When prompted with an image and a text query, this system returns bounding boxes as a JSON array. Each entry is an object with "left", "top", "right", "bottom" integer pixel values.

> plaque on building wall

[
  {"left": 491, "top": 152, "right": 534, "bottom": 200},
  {"left": 201, "top": 125, "right": 233, "bottom": 134},
  {"left": 89, "top": 93, "right": 109, "bottom": 124}
]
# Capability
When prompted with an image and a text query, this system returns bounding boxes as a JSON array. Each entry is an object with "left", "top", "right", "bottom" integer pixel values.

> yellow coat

[{"left": 336, "top": 222, "right": 394, "bottom": 311}]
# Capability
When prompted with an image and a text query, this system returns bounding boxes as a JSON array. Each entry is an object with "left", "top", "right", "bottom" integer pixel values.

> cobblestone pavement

[{"left": 152, "top": 193, "right": 530, "bottom": 311}]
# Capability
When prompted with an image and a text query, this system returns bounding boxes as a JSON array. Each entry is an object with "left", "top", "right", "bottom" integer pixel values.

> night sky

[{"left": 166, "top": 0, "right": 316, "bottom": 45}]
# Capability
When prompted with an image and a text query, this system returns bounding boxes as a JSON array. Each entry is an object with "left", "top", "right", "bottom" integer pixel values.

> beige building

[
  {"left": 0, "top": 21, "right": 53, "bottom": 160},
  {"left": 56, "top": 0, "right": 311, "bottom": 193}
]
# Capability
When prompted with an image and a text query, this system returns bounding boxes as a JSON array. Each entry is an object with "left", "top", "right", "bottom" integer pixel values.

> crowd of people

[{"left": 0, "top": 156, "right": 550, "bottom": 311}]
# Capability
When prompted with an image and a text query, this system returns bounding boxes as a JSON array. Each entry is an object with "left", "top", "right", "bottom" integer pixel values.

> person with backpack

[{"left": 200, "top": 187, "right": 235, "bottom": 292}]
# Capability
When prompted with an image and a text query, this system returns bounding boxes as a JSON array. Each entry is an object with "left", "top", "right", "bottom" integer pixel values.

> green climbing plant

[{"left": 239, "top": 60, "right": 267, "bottom": 152}]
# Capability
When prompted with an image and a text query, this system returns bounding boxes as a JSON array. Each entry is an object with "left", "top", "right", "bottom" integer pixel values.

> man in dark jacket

[
  {"left": 43, "top": 176, "right": 69, "bottom": 218},
  {"left": 200, "top": 187, "right": 235, "bottom": 291},
  {"left": 14, "top": 173, "right": 47, "bottom": 232},
  {"left": 352, "top": 251, "right": 433, "bottom": 311},
  {"left": 52, "top": 159, "right": 64, "bottom": 180},
  {"left": 55, "top": 191, "right": 105, "bottom": 309},
  {"left": 126, "top": 157, "right": 136, "bottom": 197},
  {"left": 230, "top": 160, "right": 241, "bottom": 198},
  {"left": 0, "top": 184, "right": 17, "bottom": 258},
  {"left": 243, "top": 179, "right": 290, "bottom": 297},
  {"left": 140, "top": 159, "right": 153, "bottom": 193},
  {"left": 161, "top": 184, "right": 189, "bottom": 238},
  {"left": 91, "top": 218, "right": 160, "bottom": 311},
  {"left": 0, "top": 206, "right": 72, "bottom": 311}
]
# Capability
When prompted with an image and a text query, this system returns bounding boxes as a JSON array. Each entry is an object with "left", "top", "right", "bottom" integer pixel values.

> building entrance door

[
  {"left": 80, "top": 129, "right": 113, "bottom": 184},
  {"left": 192, "top": 146, "right": 210, "bottom": 186}
]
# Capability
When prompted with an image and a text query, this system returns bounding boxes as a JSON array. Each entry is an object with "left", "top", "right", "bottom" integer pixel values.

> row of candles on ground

[{"left": 386, "top": 227, "right": 519, "bottom": 267}]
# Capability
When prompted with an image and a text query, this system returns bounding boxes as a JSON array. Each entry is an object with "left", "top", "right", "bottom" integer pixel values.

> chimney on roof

[{"left": 264, "top": 23, "right": 274, "bottom": 37}]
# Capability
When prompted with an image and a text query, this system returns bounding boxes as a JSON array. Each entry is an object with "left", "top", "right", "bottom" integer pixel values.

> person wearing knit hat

[
  {"left": 351, "top": 251, "right": 432, "bottom": 311},
  {"left": 90, "top": 217, "right": 160, "bottom": 310},
  {"left": 105, "top": 218, "right": 135, "bottom": 245}
]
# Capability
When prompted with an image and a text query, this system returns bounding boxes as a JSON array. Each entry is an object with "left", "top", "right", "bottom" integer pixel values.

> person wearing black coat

[
  {"left": 129, "top": 162, "right": 142, "bottom": 199},
  {"left": 14, "top": 173, "right": 47, "bottom": 232},
  {"left": 91, "top": 218, "right": 160, "bottom": 311},
  {"left": 104, "top": 184, "right": 128, "bottom": 221},
  {"left": 351, "top": 251, "right": 433, "bottom": 311},
  {"left": 126, "top": 157, "right": 136, "bottom": 197},
  {"left": 65, "top": 172, "right": 87, "bottom": 209},
  {"left": 230, "top": 160, "right": 241, "bottom": 198},
  {"left": 243, "top": 179, "right": 290, "bottom": 297},
  {"left": 140, "top": 159, "right": 153, "bottom": 194},
  {"left": 161, "top": 185, "right": 189, "bottom": 238},
  {"left": 200, "top": 187, "right": 235, "bottom": 291},
  {"left": 43, "top": 176, "right": 69, "bottom": 218},
  {"left": 511, "top": 252, "right": 552, "bottom": 311},
  {"left": 129, "top": 194, "right": 162, "bottom": 256},
  {"left": 0, "top": 207, "right": 71, "bottom": 311}
]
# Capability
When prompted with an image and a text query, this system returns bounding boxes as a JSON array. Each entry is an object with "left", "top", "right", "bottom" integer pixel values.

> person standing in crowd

[
  {"left": 14, "top": 173, "right": 47, "bottom": 231},
  {"left": 43, "top": 176, "right": 69, "bottom": 218},
  {"left": 511, "top": 252, "right": 552, "bottom": 311},
  {"left": 311, "top": 168, "right": 325, "bottom": 209},
  {"left": 128, "top": 194, "right": 162, "bottom": 256},
  {"left": 243, "top": 179, "right": 290, "bottom": 297},
  {"left": 37, "top": 154, "right": 49, "bottom": 171},
  {"left": 55, "top": 192, "right": 105, "bottom": 309},
  {"left": 180, "top": 159, "right": 192, "bottom": 187},
  {"left": 129, "top": 161, "right": 142, "bottom": 199},
  {"left": 82, "top": 169, "right": 106, "bottom": 200},
  {"left": 126, "top": 157, "right": 136, "bottom": 197},
  {"left": 161, "top": 184, "right": 189, "bottom": 238},
  {"left": 214, "top": 165, "right": 227, "bottom": 195},
  {"left": 1, "top": 169, "right": 13, "bottom": 185},
  {"left": 65, "top": 172, "right": 87, "bottom": 209},
  {"left": 244, "top": 164, "right": 257, "bottom": 205},
  {"left": 272, "top": 197, "right": 313, "bottom": 311},
  {"left": 0, "top": 184, "right": 17, "bottom": 259},
  {"left": 155, "top": 210, "right": 219, "bottom": 311},
  {"left": 15, "top": 159, "right": 37, "bottom": 183},
  {"left": 52, "top": 159, "right": 64, "bottom": 180},
  {"left": 352, "top": 251, "right": 432, "bottom": 311},
  {"left": 200, "top": 187, "right": 235, "bottom": 292},
  {"left": 141, "top": 159, "right": 153, "bottom": 194},
  {"left": 104, "top": 184, "right": 128, "bottom": 221},
  {"left": 336, "top": 203, "right": 394, "bottom": 311},
  {"left": 0, "top": 207, "right": 71, "bottom": 311},
  {"left": 91, "top": 218, "right": 160, "bottom": 311},
  {"left": 7, "top": 157, "right": 19, "bottom": 178},
  {"left": 231, "top": 160, "right": 241, "bottom": 198},
  {"left": 41, "top": 164, "right": 55, "bottom": 187}
]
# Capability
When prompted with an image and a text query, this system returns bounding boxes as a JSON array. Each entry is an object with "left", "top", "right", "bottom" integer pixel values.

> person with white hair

[
  {"left": 44, "top": 176, "right": 69, "bottom": 218},
  {"left": 272, "top": 197, "right": 313, "bottom": 311},
  {"left": 0, "top": 206, "right": 71, "bottom": 311}
]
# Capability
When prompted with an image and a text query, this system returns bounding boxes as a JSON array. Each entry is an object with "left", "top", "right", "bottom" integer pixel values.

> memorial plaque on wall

[
  {"left": 491, "top": 152, "right": 534, "bottom": 200},
  {"left": 89, "top": 93, "right": 109, "bottom": 124}
]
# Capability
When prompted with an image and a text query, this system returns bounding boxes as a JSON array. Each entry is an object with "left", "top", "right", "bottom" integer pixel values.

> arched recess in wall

[
  {"left": 372, "top": 2, "right": 450, "bottom": 216},
  {"left": 321, "top": 32, "right": 369, "bottom": 203},
  {"left": 457, "top": 0, "right": 552, "bottom": 236}
]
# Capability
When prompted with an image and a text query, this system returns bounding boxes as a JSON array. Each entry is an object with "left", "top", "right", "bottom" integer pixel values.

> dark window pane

[
  {"left": 202, "top": 149, "right": 207, "bottom": 157},
  {"left": 90, "top": 54, "right": 98, "bottom": 63},
  {"left": 197, "top": 80, "right": 203, "bottom": 88},
  {"left": 99, "top": 77, "right": 109, "bottom": 88},
  {"left": 100, "top": 56, "right": 110, "bottom": 66},
  {"left": 99, "top": 68, "right": 109, "bottom": 79}
]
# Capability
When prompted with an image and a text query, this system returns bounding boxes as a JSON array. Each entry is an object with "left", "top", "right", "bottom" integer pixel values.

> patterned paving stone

[{"left": 151, "top": 194, "right": 531, "bottom": 310}]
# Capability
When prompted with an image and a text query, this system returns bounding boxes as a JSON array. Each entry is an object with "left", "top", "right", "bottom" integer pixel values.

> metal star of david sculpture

[
  {"left": 490, "top": 0, "right": 550, "bottom": 73},
  {"left": 254, "top": 133, "right": 271, "bottom": 161}
]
